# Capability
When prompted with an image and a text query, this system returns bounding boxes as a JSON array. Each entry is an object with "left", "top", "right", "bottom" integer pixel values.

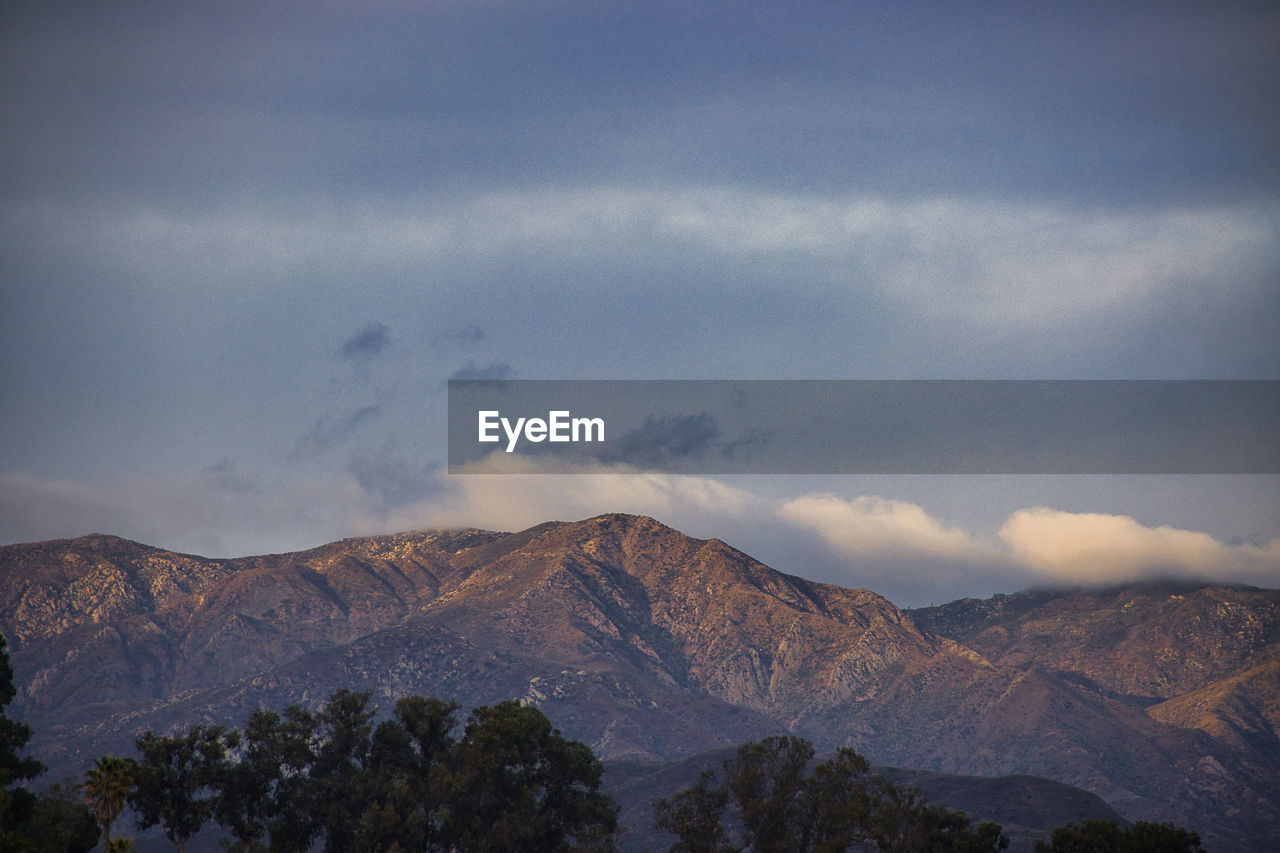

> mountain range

[{"left": 2, "top": 514, "right": 1277, "bottom": 850}]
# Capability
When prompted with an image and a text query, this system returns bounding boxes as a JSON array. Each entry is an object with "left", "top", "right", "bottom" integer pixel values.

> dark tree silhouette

[
  {"left": 0, "top": 634, "right": 44, "bottom": 806},
  {"left": 214, "top": 704, "right": 317, "bottom": 852},
  {"left": 654, "top": 769, "right": 735, "bottom": 853},
  {"left": 1033, "top": 819, "right": 1205, "bottom": 853},
  {"left": 443, "top": 700, "right": 619, "bottom": 852},
  {"left": 1, "top": 634, "right": 99, "bottom": 852},
  {"left": 655, "top": 735, "right": 1006, "bottom": 853},
  {"left": 83, "top": 754, "right": 136, "bottom": 844},
  {"left": 358, "top": 696, "right": 459, "bottom": 851},
  {"left": 112, "top": 689, "right": 618, "bottom": 852},
  {"left": 130, "top": 724, "right": 238, "bottom": 853}
]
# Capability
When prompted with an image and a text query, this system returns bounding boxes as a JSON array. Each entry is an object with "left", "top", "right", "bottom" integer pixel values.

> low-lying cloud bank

[{"left": 5, "top": 462, "right": 1277, "bottom": 608}]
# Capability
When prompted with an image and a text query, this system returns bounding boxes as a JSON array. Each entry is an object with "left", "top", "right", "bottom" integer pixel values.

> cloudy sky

[{"left": 2, "top": 1, "right": 1277, "bottom": 606}]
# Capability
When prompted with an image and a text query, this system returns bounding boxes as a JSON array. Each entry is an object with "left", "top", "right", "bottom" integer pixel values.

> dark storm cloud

[
  {"left": 450, "top": 362, "right": 513, "bottom": 382},
  {"left": 291, "top": 406, "right": 381, "bottom": 460},
  {"left": 339, "top": 322, "right": 390, "bottom": 359},
  {"left": 603, "top": 414, "right": 721, "bottom": 468}
]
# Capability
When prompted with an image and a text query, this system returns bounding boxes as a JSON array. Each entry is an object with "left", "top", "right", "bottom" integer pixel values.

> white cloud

[
  {"left": 778, "top": 494, "right": 1001, "bottom": 564},
  {"left": 374, "top": 456, "right": 762, "bottom": 540},
  {"left": 774, "top": 494, "right": 1280, "bottom": 593},
  {"left": 998, "top": 507, "right": 1280, "bottom": 586}
]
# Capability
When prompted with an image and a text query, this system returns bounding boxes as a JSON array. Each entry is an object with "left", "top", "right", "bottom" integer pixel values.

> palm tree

[{"left": 83, "top": 754, "right": 136, "bottom": 845}]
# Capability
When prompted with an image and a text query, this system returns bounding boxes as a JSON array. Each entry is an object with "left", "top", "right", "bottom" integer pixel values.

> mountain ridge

[{"left": 2, "top": 514, "right": 1277, "bottom": 850}]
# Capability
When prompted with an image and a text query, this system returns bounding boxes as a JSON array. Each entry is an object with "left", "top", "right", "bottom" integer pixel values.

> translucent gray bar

[{"left": 447, "top": 380, "right": 1279, "bottom": 474}]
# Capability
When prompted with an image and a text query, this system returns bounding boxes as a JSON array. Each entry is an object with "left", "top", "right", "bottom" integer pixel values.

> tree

[
  {"left": 726, "top": 736, "right": 817, "bottom": 853},
  {"left": 1124, "top": 821, "right": 1205, "bottom": 852},
  {"left": 131, "top": 724, "right": 237, "bottom": 853},
  {"left": 723, "top": 737, "right": 880, "bottom": 852},
  {"left": 658, "top": 737, "right": 877, "bottom": 853},
  {"left": 0, "top": 635, "right": 99, "bottom": 852},
  {"left": 443, "top": 700, "right": 619, "bottom": 851},
  {"left": 213, "top": 704, "right": 317, "bottom": 853},
  {"left": 0, "top": 634, "right": 44, "bottom": 825},
  {"left": 1, "top": 633, "right": 43, "bottom": 850},
  {"left": 1033, "top": 819, "right": 1204, "bottom": 853},
  {"left": 125, "top": 690, "right": 618, "bottom": 852},
  {"left": 306, "top": 688, "right": 377, "bottom": 852},
  {"left": 21, "top": 778, "right": 101, "bottom": 853},
  {"left": 83, "top": 754, "right": 136, "bottom": 844},
  {"left": 655, "top": 736, "right": 1007, "bottom": 853},
  {"left": 356, "top": 695, "right": 459, "bottom": 851},
  {"left": 653, "top": 770, "right": 736, "bottom": 853},
  {"left": 869, "top": 777, "right": 1007, "bottom": 853},
  {"left": 805, "top": 748, "right": 876, "bottom": 853}
]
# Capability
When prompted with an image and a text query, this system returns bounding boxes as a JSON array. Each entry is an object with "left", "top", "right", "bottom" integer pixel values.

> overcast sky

[{"left": 2, "top": 1, "right": 1277, "bottom": 606}]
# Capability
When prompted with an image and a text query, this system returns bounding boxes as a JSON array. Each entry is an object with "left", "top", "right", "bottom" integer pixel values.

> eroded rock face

[
  {"left": 3, "top": 514, "right": 1278, "bottom": 851},
  {"left": 909, "top": 583, "right": 1280, "bottom": 701}
]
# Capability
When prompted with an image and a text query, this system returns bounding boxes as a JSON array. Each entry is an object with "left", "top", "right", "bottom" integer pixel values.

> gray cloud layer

[{"left": 1, "top": 2, "right": 1275, "bottom": 597}]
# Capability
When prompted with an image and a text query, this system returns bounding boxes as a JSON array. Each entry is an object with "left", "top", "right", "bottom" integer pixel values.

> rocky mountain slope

[{"left": 2, "top": 514, "right": 1277, "bottom": 850}]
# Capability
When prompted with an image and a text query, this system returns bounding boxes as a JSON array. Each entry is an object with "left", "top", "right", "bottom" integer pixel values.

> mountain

[{"left": 2, "top": 515, "right": 1277, "bottom": 850}]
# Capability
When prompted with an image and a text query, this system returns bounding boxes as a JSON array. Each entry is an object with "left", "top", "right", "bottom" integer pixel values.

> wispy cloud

[
  {"left": 449, "top": 361, "right": 513, "bottom": 381},
  {"left": 339, "top": 321, "right": 390, "bottom": 359},
  {"left": 433, "top": 325, "right": 486, "bottom": 347},
  {"left": 198, "top": 457, "right": 260, "bottom": 495},
  {"left": 291, "top": 406, "right": 382, "bottom": 460},
  {"left": 347, "top": 443, "right": 442, "bottom": 509}
]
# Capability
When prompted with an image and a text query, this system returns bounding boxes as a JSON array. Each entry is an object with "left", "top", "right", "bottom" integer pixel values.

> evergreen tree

[
  {"left": 0, "top": 633, "right": 44, "bottom": 838},
  {"left": 1, "top": 635, "right": 99, "bottom": 852}
]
